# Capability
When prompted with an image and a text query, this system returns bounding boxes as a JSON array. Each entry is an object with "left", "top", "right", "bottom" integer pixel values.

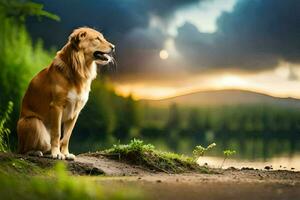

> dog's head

[{"left": 69, "top": 27, "right": 116, "bottom": 70}]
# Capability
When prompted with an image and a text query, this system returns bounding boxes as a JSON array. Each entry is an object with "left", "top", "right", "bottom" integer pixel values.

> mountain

[{"left": 142, "top": 89, "right": 300, "bottom": 107}]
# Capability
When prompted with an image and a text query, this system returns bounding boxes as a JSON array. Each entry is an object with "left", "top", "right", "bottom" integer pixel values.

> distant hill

[{"left": 142, "top": 89, "right": 300, "bottom": 107}]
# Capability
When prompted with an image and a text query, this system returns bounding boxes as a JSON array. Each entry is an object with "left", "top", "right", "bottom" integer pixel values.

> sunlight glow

[
  {"left": 114, "top": 64, "right": 300, "bottom": 100},
  {"left": 115, "top": 84, "right": 177, "bottom": 100},
  {"left": 218, "top": 75, "right": 247, "bottom": 87},
  {"left": 159, "top": 49, "right": 169, "bottom": 60}
]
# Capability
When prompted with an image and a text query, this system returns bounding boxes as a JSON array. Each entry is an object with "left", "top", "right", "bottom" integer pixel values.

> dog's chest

[{"left": 62, "top": 88, "right": 89, "bottom": 121}]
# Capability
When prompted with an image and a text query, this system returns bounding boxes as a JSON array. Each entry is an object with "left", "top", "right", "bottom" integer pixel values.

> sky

[{"left": 28, "top": 0, "right": 300, "bottom": 100}]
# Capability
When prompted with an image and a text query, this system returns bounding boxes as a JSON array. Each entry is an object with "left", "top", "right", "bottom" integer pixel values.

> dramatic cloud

[
  {"left": 27, "top": 0, "right": 202, "bottom": 76},
  {"left": 175, "top": 0, "right": 300, "bottom": 71},
  {"left": 27, "top": 0, "right": 300, "bottom": 79}
]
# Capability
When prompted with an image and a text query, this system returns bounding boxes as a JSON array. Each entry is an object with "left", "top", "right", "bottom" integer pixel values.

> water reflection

[
  {"left": 197, "top": 155, "right": 300, "bottom": 171},
  {"left": 208, "top": 138, "right": 300, "bottom": 160},
  {"left": 148, "top": 137, "right": 300, "bottom": 170}
]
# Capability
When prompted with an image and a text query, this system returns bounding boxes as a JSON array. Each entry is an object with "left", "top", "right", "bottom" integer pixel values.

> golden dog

[{"left": 17, "top": 27, "right": 115, "bottom": 160}]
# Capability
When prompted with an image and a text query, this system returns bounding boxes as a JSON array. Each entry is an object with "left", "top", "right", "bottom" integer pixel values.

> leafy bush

[{"left": 0, "top": 101, "right": 13, "bottom": 152}]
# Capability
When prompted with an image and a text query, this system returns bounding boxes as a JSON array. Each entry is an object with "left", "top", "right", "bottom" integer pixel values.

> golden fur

[{"left": 17, "top": 27, "right": 115, "bottom": 159}]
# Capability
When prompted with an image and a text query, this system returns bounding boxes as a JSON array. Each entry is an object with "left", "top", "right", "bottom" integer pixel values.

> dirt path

[
  {"left": 2, "top": 153, "right": 300, "bottom": 200},
  {"left": 97, "top": 177, "right": 300, "bottom": 200},
  {"left": 4, "top": 152, "right": 299, "bottom": 183},
  {"left": 77, "top": 154, "right": 300, "bottom": 184},
  {"left": 78, "top": 154, "right": 300, "bottom": 200}
]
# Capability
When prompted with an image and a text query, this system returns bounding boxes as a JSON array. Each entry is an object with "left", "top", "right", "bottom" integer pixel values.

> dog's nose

[{"left": 110, "top": 44, "right": 115, "bottom": 52}]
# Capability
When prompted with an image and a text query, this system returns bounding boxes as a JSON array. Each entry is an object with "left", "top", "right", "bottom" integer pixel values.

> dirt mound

[{"left": 87, "top": 139, "right": 211, "bottom": 174}]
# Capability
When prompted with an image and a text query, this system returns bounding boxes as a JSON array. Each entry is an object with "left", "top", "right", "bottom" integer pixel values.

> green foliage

[
  {"left": 140, "top": 104, "right": 300, "bottom": 155},
  {"left": 223, "top": 150, "right": 236, "bottom": 157},
  {"left": 193, "top": 143, "right": 216, "bottom": 158},
  {"left": 0, "top": 162, "right": 141, "bottom": 200},
  {"left": 103, "top": 139, "right": 210, "bottom": 173},
  {"left": 0, "top": 101, "right": 13, "bottom": 152},
  {"left": 165, "top": 103, "right": 181, "bottom": 130},
  {"left": 143, "top": 104, "right": 300, "bottom": 135},
  {"left": 0, "top": 16, "right": 52, "bottom": 108},
  {"left": 0, "top": 0, "right": 60, "bottom": 22},
  {"left": 0, "top": 0, "right": 56, "bottom": 142}
]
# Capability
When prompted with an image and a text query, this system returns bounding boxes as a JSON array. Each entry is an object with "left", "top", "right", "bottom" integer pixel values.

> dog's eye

[{"left": 96, "top": 37, "right": 101, "bottom": 42}]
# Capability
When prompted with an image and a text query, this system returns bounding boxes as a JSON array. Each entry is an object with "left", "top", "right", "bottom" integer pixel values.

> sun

[{"left": 159, "top": 49, "right": 169, "bottom": 60}]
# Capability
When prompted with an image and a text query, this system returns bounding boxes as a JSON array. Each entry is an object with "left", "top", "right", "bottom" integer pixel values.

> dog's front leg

[
  {"left": 60, "top": 114, "right": 79, "bottom": 160},
  {"left": 49, "top": 104, "right": 65, "bottom": 160}
]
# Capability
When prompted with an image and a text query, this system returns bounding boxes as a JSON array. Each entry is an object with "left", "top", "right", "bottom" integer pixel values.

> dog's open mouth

[
  {"left": 93, "top": 51, "right": 112, "bottom": 62},
  {"left": 93, "top": 50, "right": 117, "bottom": 72}
]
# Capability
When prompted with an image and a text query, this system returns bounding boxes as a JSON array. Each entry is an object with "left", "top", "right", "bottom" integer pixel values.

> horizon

[
  {"left": 114, "top": 67, "right": 300, "bottom": 100},
  {"left": 126, "top": 88, "right": 300, "bottom": 101},
  {"left": 120, "top": 87, "right": 300, "bottom": 101}
]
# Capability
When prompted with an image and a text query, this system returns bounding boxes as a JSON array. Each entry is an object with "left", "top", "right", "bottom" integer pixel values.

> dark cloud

[
  {"left": 28, "top": 0, "right": 149, "bottom": 47},
  {"left": 175, "top": 0, "right": 300, "bottom": 71},
  {"left": 146, "top": 0, "right": 201, "bottom": 18},
  {"left": 28, "top": 0, "right": 200, "bottom": 48}
]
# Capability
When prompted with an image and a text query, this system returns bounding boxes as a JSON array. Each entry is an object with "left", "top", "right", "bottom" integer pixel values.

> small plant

[
  {"left": 0, "top": 101, "right": 13, "bottom": 152},
  {"left": 221, "top": 149, "right": 236, "bottom": 168},
  {"left": 193, "top": 143, "right": 216, "bottom": 159}
]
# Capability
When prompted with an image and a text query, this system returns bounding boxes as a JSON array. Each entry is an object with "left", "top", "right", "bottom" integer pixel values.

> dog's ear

[{"left": 69, "top": 30, "right": 87, "bottom": 50}]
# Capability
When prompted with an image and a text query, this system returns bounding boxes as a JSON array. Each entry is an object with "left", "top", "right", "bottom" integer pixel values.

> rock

[
  {"left": 227, "top": 166, "right": 237, "bottom": 170},
  {"left": 264, "top": 166, "right": 273, "bottom": 170},
  {"left": 241, "top": 167, "right": 254, "bottom": 170}
]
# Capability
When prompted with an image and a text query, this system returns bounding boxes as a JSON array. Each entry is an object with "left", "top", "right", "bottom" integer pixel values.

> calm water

[
  {"left": 197, "top": 154, "right": 300, "bottom": 171},
  {"left": 154, "top": 138, "right": 300, "bottom": 171}
]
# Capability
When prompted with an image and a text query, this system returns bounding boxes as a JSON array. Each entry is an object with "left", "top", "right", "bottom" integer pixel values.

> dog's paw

[
  {"left": 65, "top": 153, "right": 76, "bottom": 161},
  {"left": 27, "top": 151, "right": 43, "bottom": 157},
  {"left": 50, "top": 152, "right": 65, "bottom": 160}
]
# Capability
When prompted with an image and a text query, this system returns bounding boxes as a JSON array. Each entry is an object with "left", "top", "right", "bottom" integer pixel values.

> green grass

[
  {"left": 101, "top": 139, "right": 211, "bottom": 173},
  {"left": 0, "top": 101, "right": 13, "bottom": 152},
  {"left": 0, "top": 161, "right": 142, "bottom": 200},
  {"left": 0, "top": 156, "right": 44, "bottom": 176}
]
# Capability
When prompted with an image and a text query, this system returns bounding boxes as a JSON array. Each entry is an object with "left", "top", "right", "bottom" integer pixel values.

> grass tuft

[{"left": 102, "top": 139, "right": 211, "bottom": 173}]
